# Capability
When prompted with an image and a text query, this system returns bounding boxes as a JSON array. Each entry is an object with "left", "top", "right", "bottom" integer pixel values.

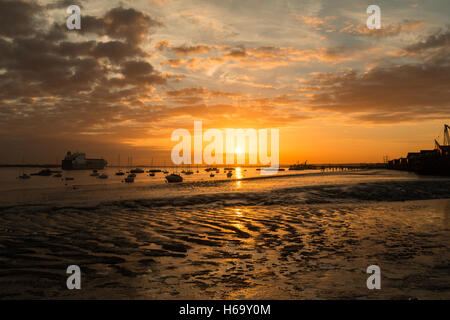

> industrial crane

[
  {"left": 444, "top": 124, "right": 450, "bottom": 146},
  {"left": 435, "top": 124, "right": 450, "bottom": 149}
]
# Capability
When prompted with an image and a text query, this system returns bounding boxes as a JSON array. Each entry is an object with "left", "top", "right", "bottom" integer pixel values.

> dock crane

[
  {"left": 435, "top": 124, "right": 450, "bottom": 149},
  {"left": 444, "top": 124, "right": 450, "bottom": 146},
  {"left": 434, "top": 124, "right": 450, "bottom": 152}
]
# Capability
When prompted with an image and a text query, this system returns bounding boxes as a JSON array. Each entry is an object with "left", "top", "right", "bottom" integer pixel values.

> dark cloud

[
  {"left": 0, "top": 0, "right": 42, "bottom": 38},
  {"left": 405, "top": 27, "right": 450, "bottom": 53},
  {"left": 224, "top": 47, "right": 247, "bottom": 58},
  {"left": 81, "top": 7, "right": 162, "bottom": 44},
  {"left": 306, "top": 60, "right": 450, "bottom": 123},
  {"left": 171, "top": 44, "right": 212, "bottom": 55},
  {"left": 0, "top": 2, "right": 166, "bottom": 153}
]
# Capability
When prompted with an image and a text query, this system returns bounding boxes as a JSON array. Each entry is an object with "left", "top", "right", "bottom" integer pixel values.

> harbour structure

[{"left": 387, "top": 124, "right": 450, "bottom": 175}]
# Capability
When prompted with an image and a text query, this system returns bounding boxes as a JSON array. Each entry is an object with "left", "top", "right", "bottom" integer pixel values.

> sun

[{"left": 235, "top": 148, "right": 243, "bottom": 155}]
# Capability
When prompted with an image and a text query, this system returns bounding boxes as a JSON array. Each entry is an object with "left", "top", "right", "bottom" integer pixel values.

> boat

[
  {"left": 148, "top": 169, "right": 161, "bottom": 173},
  {"left": 210, "top": 173, "right": 215, "bottom": 177},
  {"left": 289, "top": 161, "right": 313, "bottom": 170},
  {"left": 128, "top": 173, "right": 136, "bottom": 178},
  {"left": 130, "top": 168, "right": 144, "bottom": 173},
  {"left": 30, "top": 169, "right": 53, "bottom": 176},
  {"left": 115, "top": 170, "right": 125, "bottom": 176},
  {"left": 98, "top": 173, "right": 108, "bottom": 179},
  {"left": 149, "top": 172, "right": 155, "bottom": 176},
  {"left": 205, "top": 167, "right": 218, "bottom": 172},
  {"left": 62, "top": 151, "right": 107, "bottom": 170},
  {"left": 166, "top": 173, "right": 183, "bottom": 183},
  {"left": 65, "top": 177, "right": 74, "bottom": 181},
  {"left": 18, "top": 173, "right": 30, "bottom": 179},
  {"left": 224, "top": 167, "right": 235, "bottom": 171},
  {"left": 227, "top": 172, "right": 232, "bottom": 178},
  {"left": 53, "top": 173, "right": 62, "bottom": 177},
  {"left": 184, "top": 170, "right": 193, "bottom": 175},
  {"left": 90, "top": 170, "right": 99, "bottom": 176},
  {"left": 124, "top": 175, "right": 134, "bottom": 183},
  {"left": 163, "top": 170, "right": 169, "bottom": 174}
]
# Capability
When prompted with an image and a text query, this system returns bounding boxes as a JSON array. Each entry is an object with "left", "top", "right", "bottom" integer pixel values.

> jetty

[{"left": 289, "top": 161, "right": 385, "bottom": 171}]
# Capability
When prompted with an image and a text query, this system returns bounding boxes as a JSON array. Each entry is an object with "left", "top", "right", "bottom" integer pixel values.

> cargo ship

[{"left": 61, "top": 151, "right": 107, "bottom": 170}]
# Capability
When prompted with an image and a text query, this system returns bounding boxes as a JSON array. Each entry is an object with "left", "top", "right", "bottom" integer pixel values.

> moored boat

[{"left": 166, "top": 173, "right": 183, "bottom": 183}]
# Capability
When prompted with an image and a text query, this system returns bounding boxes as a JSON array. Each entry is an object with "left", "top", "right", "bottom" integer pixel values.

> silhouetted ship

[
  {"left": 61, "top": 151, "right": 107, "bottom": 170},
  {"left": 289, "top": 160, "right": 314, "bottom": 170},
  {"left": 387, "top": 124, "right": 450, "bottom": 176}
]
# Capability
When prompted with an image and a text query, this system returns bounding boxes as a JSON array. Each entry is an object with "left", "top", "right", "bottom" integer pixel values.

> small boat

[
  {"left": 166, "top": 173, "right": 183, "bottom": 183},
  {"left": 18, "top": 173, "right": 30, "bottom": 179},
  {"left": 65, "top": 177, "right": 74, "bottom": 181},
  {"left": 53, "top": 173, "right": 62, "bottom": 178},
  {"left": 90, "top": 170, "right": 99, "bottom": 176},
  {"left": 98, "top": 173, "right": 108, "bottom": 179},
  {"left": 163, "top": 170, "right": 169, "bottom": 174},
  {"left": 227, "top": 172, "right": 232, "bottom": 178},
  {"left": 149, "top": 172, "right": 155, "bottom": 176},
  {"left": 148, "top": 169, "right": 161, "bottom": 173},
  {"left": 210, "top": 173, "right": 215, "bottom": 177},
  {"left": 30, "top": 169, "right": 52, "bottom": 176},
  {"left": 128, "top": 173, "right": 136, "bottom": 178},
  {"left": 115, "top": 170, "right": 125, "bottom": 176},
  {"left": 130, "top": 168, "right": 144, "bottom": 174},
  {"left": 184, "top": 170, "right": 193, "bottom": 175},
  {"left": 124, "top": 175, "right": 134, "bottom": 183}
]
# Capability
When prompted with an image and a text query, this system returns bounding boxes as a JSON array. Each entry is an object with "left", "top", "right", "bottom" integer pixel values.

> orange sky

[{"left": 0, "top": 0, "right": 449, "bottom": 164}]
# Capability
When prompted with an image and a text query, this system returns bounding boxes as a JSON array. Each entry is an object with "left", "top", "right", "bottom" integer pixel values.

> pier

[{"left": 289, "top": 162, "right": 386, "bottom": 172}]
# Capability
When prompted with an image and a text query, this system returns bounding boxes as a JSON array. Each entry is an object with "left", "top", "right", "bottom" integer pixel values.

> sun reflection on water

[{"left": 236, "top": 167, "right": 243, "bottom": 179}]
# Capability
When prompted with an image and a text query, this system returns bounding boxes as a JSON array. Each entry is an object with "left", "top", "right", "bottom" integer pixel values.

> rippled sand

[{"left": 1, "top": 194, "right": 449, "bottom": 299}]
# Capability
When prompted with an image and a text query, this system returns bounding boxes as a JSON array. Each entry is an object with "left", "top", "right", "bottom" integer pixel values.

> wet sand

[{"left": 1, "top": 195, "right": 449, "bottom": 299}]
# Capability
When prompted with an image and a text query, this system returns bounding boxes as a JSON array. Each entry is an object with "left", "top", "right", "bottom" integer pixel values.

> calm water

[{"left": 0, "top": 168, "right": 449, "bottom": 299}]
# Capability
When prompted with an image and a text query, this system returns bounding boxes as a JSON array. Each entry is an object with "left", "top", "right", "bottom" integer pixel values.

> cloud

[
  {"left": 305, "top": 58, "right": 450, "bottom": 123},
  {"left": 297, "top": 15, "right": 337, "bottom": 31},
  {"left": 0, "top": 0, "right": 42, "bottom": 38},
  {"left": 0, "top": 2, "right": 166, "bottom": 147},
  {"left": 405, "top": 27, "right": 450, "bottom": 53},
  {"left": 340, "top": 20, "right": 426, "bottom": 38},
  {"left": 171, "top": 44, "right": 212, "bottom": 56},
  {"left": 81, "top": 7, "right": 162, "bottom": 44}
]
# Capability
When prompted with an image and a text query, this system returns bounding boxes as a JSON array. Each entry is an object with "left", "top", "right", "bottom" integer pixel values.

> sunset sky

[{"left": 0, "top": 0, "right": 449, "bottom": 165}]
